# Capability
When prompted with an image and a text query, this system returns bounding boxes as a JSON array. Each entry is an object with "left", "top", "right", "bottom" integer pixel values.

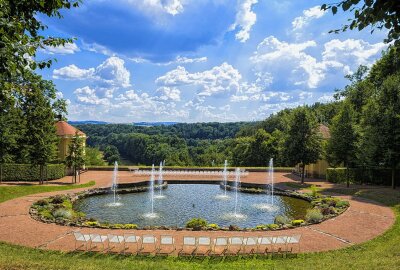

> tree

[
  {"left": 103, "top": 145, "right": 120, "bottom": 165},
  {"left": 85, "top": 147, "right": 106, "bottom": 166},
  {"left": 22, "top": 72, "right": 60, "bottom": 184},
  {"left": 285, "top": 108, "right": 322, "bottom": 183},
  {"left": 327, "top": 102, "right": 358, "bottom": 187},
  {"left": 66, "top": 131, "right": 85, "bottom": 183},
  {"left": 322, "top": 1, "right": 400, "bottom": 46},
  {"left": 361, "top": 74, "right": 400, "bottom": 189}
]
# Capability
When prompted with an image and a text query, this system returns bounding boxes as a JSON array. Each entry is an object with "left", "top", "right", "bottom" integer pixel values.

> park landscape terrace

[{"left": 1, "top": 0, "right": 400, "bottom": 269}]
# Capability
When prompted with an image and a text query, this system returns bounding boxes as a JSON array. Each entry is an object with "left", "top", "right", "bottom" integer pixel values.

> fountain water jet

[
  {"left": 216, "top": 160, "right": 230, "bottom": 200},
  {"left": 252, "top": 158, "right": 278, "bottom": 211},
  {"left": 154, "top": 161, "right": 166, "bottom": 199},
  {"left": 269, "top": 158, "right": 274, "bottom": 205},
  {"left": 144, "top": 164, "right": 158, "bottom": 218},
  {"left": 107, "top": 161, "right": 122, "bottom": 207},
  {"left": 232, "top": 168, "right": 245, "bottom": 218}
]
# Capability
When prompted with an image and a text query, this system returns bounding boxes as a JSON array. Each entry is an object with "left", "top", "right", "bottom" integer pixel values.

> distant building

[
  {"left": 55, "top": 121, "right": 86, "bottom": 161},
  {"left": 295, "top": 124, "right": 330, "bottom": 179}
]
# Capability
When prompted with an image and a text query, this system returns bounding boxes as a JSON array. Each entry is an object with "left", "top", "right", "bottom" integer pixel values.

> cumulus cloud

[
  {"left": 126, "top": 0, "right": 184, "bottom": 16},
  {"left": 129, "top": 55, "right": 207, "bottom": 65},
  {"left": 53, "top": 65, "right": 95, "bottom": 80},
  {"left": 230, "top": 0, "right": 258, "bottom": 42},
  {"left": 156, "top": 63, "right": 242, "bottom": 96},
  {"left": 292, "top": 6, "right": 326, "bottom": 31},
  {"left": 53, "top": 56, "right": 131, "bottom": 88},
  {"left": 74, "top": 86, "right": 111, "bottom": 105},
  {"left": 44, "top": 43, "right": 80, "bottom": 55},
  {"left": 156, "top": 86, "right": 181, "bottom": 101},
  {"left": 250, "top": 36, "right": 386, "bottom": 89}
]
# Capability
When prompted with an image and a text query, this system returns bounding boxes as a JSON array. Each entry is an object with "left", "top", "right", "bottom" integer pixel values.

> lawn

[{"left": 0, "top": 184, "right": 399, "bottom": 270}]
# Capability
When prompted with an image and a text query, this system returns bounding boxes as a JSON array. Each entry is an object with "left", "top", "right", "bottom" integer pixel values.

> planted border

[{"left": 30, "top": 184, "right": 349, "bottom": 231}]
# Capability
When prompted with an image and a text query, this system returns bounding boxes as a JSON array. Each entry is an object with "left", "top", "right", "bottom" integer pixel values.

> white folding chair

[
  {"left": 273, "top": 236, "right": 289, "bottom": 255},
  {"left": 257, "top": 236, "right": 274, "bottom": 254},
  {"left": 226, "top": 236, "right": 244, "bottom": 255},
  {"left": 195, "top": 236, "right": 212, "bottom": 256},
  {"left": 287, "top": 235, "right": 301, "bottom": 253},
  {"left": 212, "top": 237, "right": 228, "bottom": 256},
  {"left": 179, "top": 236, "right": 197, "bottom": 256},
  {"left": 140, "top": 235, "right": 158, "bottom": 255},
  {"left": 157, "top": 235, "right": 175, "bottom": 255},
  {"left": 107, "top": 234, "right": 124, "bottom": 253},
  {"left": 123, "top": 233, "right": 141, "bottom": 254},
  {"left": 73, "top": 231, "right": 90, "bottom": 251},
  {"left": 243, "top": 237, "right": 258, "bottom": 254},
  {"left": 89, "top": 234, "right": 107, "bottom": 251}
]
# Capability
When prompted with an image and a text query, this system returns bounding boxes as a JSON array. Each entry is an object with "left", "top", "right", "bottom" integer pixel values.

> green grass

[
  {"left": 0, "top": 181, "right": 95, "bottom": 204},
  {"left": 0, "top": 184, "right": 399, "bottom": 269}
]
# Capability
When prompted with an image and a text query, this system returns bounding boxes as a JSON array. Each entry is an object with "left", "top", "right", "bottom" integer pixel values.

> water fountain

[
  {"left": 144, "top": 164, "right": 157, "bottom": 218},
  {"left": 233, "top": 168, "right": 245, "bottom": 218},
  {"left": 216, "top": 160, "right": 230, "bottom": 200},
  {"left": 108, "top": 161, "right": 122, "bottom": 207},
  {"left": 269, "top": 158, "right": 274, "bottom": 205},
  {"left": 155, "top": 161, "right": 165, "bottom": 199}
]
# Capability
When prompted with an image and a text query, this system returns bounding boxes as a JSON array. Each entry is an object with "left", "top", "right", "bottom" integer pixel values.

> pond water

[{"left": 74, "top": 184, "right": 311, "bottom": 228}]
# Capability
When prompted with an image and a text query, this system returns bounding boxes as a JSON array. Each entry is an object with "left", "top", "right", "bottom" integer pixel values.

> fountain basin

[{"left": 74, "top": 184, "right": 311, "bottom": 228}]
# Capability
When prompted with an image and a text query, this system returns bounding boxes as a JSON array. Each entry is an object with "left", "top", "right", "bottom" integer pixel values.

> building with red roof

[{"left": 55, "top": 121, "right": 86, "bottom": 161}]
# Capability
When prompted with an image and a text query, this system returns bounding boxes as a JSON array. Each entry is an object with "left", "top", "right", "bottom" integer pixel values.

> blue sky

[{"left": 37, "top": 0, "right": 387, "bottom": 123}]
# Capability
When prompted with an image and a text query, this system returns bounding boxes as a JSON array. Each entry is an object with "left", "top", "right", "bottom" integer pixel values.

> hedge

[
  {"left": 326, "top": 167, "right": 399, "bottom": 186},
  {"left": 87, "top": 166, "right": 294, "bottom": 173},
  {"left": 0, "top": 164, "right": 66, "bottom": 182}
]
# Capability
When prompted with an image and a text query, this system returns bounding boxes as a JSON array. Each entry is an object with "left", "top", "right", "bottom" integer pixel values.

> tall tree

[
  {"left": 322, "top": 0, "right": 400, "bottom": 46},
  {"left": 22, "top": 72, "right": 59, "bottom": 184},
  {"left": 327, "top": 102, "right": 358, "bottom": 187},
  {"left": 285, "top": 108, "right": 322, "bottom": 183},
  {"left": 361, "top": 74, "right": 400, "bottom": 189},
  {"left": 66, "top": 131, "right": 85, "bottom": 183}
]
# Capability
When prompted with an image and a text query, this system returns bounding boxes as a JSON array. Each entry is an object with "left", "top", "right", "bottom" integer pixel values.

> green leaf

[{"left": 332, "top": 6, "right": 338, "bottom": 15}]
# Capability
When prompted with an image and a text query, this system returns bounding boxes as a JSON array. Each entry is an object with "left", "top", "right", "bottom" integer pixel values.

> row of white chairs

[
  {"left": 132, "top": 170, "right": 249, "bottom": 177},
  {"left": 73, "top": 232, "right": 300, "bottom": 256}
]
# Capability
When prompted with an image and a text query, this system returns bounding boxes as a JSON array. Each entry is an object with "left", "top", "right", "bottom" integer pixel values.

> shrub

[
  {"left": 0, "top": 164, "right": 65, "bottom": 182},
  {"left": 50, "top": 195, "right": 67, "bottom": 204},
  {"left": 123, "top": 224, "right": 138, "bottom": 229},
  {"left": 186, "top": 218, "right": 207, "bottom": 230},
  {"left": 274, "top": 215, "right": 290, "bottom": 225},
  {"left": 255, "top": 225, "right": 267, "bottom": 230},
  {"left": 207, "top": 223, "right": 219, "bottom": 230},
  {"left": 309, "top": 185, "right": 321, "bottom": 197},
  {"left": 291, "top": 219, "right": 304, "bottom": 226},
  {"left": 53, "top": 208, "right": 73, "bottom": 219},
  {"left": 83, "top": 221, "right": 99, "bottom": 227},
  {"left": 336, "top": 200, "right": 350, "bottom": 208},
  {"left": 306, "top": 209, "right": 324, "bottom": 223},
  {"left": 267, "top": 224, "right": 279, "bottom": 230},
  {"left": 39, "top": 209, "right": 54, "bottom": 220},
  {"left": 35, "top": 199, "right": 49, "bottom": 207}
]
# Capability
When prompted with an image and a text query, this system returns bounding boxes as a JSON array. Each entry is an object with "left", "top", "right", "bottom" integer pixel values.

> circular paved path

[{"left": 0, "top": 171, "right": 395, "bottom": 254}]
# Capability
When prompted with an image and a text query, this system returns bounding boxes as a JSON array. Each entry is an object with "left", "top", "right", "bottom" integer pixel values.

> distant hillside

[
  {"left": 133, "top": 122, "right": 179, "bottom": 127},
  {"left": 68, "top": 120, "right": 108, "bottom": 125}
]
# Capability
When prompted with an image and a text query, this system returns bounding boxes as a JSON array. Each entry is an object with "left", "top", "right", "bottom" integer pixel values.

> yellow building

[
  {"left": 295, "top": 124, "right": 330, "bottom": 179},
  {"left": 55, "top": 121, "right": 86, "bottom": 161}
]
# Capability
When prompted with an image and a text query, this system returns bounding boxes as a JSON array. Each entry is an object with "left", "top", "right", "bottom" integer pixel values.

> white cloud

[
  {"left": 156, "top": 86, "right": 181, "bottom": 101},
  {"left": 53, "top": 65, "right": 95, "bottom": 80},
  {"left": 230, "top": 0, "right": 258, "bottom": 42},
  {"left": 53, "top": 56, "right": 131, "bottom": 88},
  {"left": 81, "top": 41, "right": 115, "bottom": 56},
  {"left": 129, "top": 55, "right": 208, "bottom": 65},
  {"left": 74, "top": 86, "right": 111, "bottom": 105},
  {"left": 44, "top": 43, "right": 80, "bottom": 54},
  {"left": 292, "top": 6, "right": 326, "bottom": 31},
  {"left": 251, "top": 36, "right": 385, "bottom": 89},
  {"left": 322, "top": 39, "right": 386, "bottom": 67},
  {"left": 125, "top": 0, "right": 184, "bottom": 16},
  {"left": 156, "top": 63, "right": 242, "bottom": 96}
]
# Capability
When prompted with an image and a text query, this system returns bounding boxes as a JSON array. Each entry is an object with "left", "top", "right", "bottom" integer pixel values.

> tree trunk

[
  {"left": 392, "top": 167, "right": 396, "bottom": 189},
  {"left": 39, "top": 165, "right": 43, "bottom": 185},
  {"left": 301, "top": 164, "right": 305, "bottom": 184},
  {"left": 346, "top": 167, "right": 350, "bottom": 188},
  {"left": 0, "top": 164, "right": 2, "bottom": 183}
]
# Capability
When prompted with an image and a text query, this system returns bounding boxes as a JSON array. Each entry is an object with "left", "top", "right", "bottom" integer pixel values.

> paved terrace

[{"left": 0, "top": 171, "right": 395, "bottom": 254}]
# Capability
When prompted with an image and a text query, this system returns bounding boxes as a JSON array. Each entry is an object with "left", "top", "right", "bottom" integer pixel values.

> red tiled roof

[
  {"left": 318, "top": 124, "right": 330, "bottom": 139},
  {"left": 55, "top": 121, "right": 85, "bottom": 136}
]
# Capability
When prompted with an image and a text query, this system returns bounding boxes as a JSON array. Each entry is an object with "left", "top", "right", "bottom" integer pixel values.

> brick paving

[{"left": 0, "top": 171, "right": 395, "bottom": 254}]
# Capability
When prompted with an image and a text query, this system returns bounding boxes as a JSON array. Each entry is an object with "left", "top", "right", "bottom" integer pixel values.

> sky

[{"left": 36, "top": 0, "right": 388, "bottom": 123}]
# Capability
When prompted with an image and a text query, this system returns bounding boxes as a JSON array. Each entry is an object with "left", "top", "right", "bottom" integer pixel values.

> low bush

[
  {"left": 0, "top": 164, "right": 65, "bottom": 182},
  {"left": 309, "top": 185, "right": 321, "bottom": 197},
  {"left": 336, "top": 200, "right": 350, "bottom": 208},
  {"left": 274, "top": 215, "right": 291, "bottom": 225},
  {"left": 186, "top": 218, "right": 207, "bottom": 230},
  {"left": 53, "top": 208, "right": 73, "bottom": 219},
  {"left": 326, "top": 167, "right": 399, "bottom": 186},
  {"left": 84, "top": 221, "right": 99, "bottom": 227},
  {"left": 291, "top": 220, "right": 304, "bottom": 226},
  {"left": 306, "top": 209, "right": 324, "bottom": 223},
  {"left": 123, "top": 224, "right": 138, "bottom": 229},
  {"left": 207, "top": 223, "right": 219, "bottom": 230},
  {"left": 267, "top": 224, "right": 279, "bottom": 230}
]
